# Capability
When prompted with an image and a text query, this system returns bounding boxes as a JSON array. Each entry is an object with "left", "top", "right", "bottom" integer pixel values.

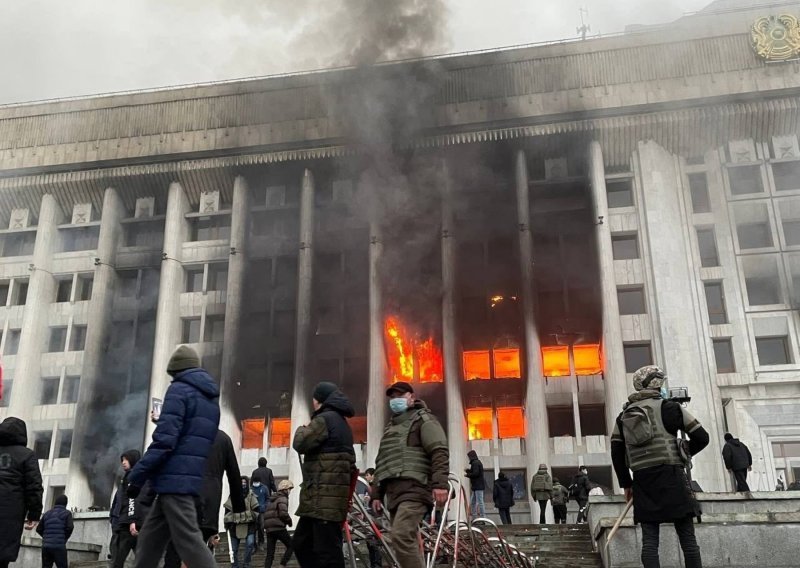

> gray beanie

[{"left": 167, "top": 345, "right": 200, "bottom": 373}]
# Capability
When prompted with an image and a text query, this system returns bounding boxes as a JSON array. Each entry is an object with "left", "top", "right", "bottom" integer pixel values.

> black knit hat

[
  {"left": 167, "top": 345, "right": 200, "bottom": 373},
  {"left": 312, "top": 381, "right": 338, "bottom": 404}
]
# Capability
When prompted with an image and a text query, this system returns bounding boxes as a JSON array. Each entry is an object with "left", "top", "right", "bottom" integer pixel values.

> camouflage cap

[{"left": 632, "top": 365, "right": 666, "bottom": 391}]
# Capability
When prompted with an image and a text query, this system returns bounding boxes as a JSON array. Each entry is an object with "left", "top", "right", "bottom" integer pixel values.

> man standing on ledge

[
  {"left": 722, "top": 433, "right": 752, "bottom": 492},
  {"left": 126, "top": 345, "right": 221, "bottom": 568},
  {"left": 611, "top": 365, "right": 709, "bottom": 568},
  {"left": 292, "top": 382, "right": 356, "bottom": 568},
  {"left": 371, "top": 382, "right": 449, "bottom": 568}
]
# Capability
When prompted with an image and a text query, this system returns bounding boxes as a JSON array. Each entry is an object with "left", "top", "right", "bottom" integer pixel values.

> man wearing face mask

[{"left": 371, "top": 382, "right": 449, "bottom": 568}]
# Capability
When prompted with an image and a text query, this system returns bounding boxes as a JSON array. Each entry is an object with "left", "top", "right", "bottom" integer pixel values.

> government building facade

[{"left": 0, "top": 0, "right": 799, "bottom": 522}]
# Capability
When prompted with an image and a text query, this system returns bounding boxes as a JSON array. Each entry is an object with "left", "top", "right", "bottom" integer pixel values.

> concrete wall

[{"left": 10, "top": 511, "right": 108, "bottom": 567}]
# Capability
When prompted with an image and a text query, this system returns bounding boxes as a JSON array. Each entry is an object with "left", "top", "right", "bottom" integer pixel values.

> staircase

[{"left": 501, "top": 524, "right": 602, "bottom": 568}]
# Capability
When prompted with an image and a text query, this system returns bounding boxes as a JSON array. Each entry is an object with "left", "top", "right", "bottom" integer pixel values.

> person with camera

[{"left": 610, "top": 365, "right": 709, "bottom": 568}]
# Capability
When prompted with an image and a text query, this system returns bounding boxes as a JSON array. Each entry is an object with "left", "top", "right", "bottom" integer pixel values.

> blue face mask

[
  {"left": 389, "top": 397, "right": 409, "bottom": 414},
  {"left": 660, "top": 386, "right": 669, "bottom": 400}
]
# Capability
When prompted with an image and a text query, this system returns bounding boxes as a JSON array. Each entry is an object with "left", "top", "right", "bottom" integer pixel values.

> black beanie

[
  {"left": 55, "top": 495, "right": 68, "bottom": 507},
  {"left": 312, "top": 382, "right": 338, "bottom": 404},
  {"left": 724, "top": 432, "right": 733, "bottom": 441}
]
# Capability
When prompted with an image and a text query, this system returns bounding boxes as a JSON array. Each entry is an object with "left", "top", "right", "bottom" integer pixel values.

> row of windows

[
  {"left": 48, "top": 325, "right": 87, "bottom": 353},
  {"left": 40, "top": 376, "right": 80, "bottom": 405},
  {"left": 181, "top": 316, "right": 225, "bottom": 344},
  {"left": 33, "top": 429, "right": 72, "bottom": 460},
  {"left": 0, "top": 280, "right": 28, "bottom": 307}
]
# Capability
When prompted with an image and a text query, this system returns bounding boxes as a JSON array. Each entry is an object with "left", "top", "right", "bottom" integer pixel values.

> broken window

[
  {"left": 497, "top": 407, "right": 525, "bottom": 439},
  {"left": 493, "top": 348, "right": 521, "bottom": 379},
  {"left": 241, "top": 419, "right": 265, "bottom": 449},
  {"left": 542, "top": 346, "right": 569, "bottom": 377},
  {"left": 269, "top": 418, "right": 292, "bottom": 448},
  {"left": 467, "top": 408, "right": 493, "bottom": 441},
  {"left": 573, "top": 344, "right": 602, "bottom": 375},
  {"left": 547, "top": 406, "right": 575, "bottom": 437},
  {"left": 463, "top": 351, "right": 491, "bottom": 381}
]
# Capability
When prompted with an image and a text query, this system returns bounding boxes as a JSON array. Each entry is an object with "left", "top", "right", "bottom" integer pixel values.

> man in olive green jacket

[
  {"left": 371, "top": 382, "right": 449, "bottom": 568},
  {"left": 291, "top": 382, "right": 356, "bottom": 568}
]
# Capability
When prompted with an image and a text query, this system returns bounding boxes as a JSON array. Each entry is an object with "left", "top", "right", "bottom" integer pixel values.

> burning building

[{"left": 1, "top": 0, "right": 799, "bottom": 522}]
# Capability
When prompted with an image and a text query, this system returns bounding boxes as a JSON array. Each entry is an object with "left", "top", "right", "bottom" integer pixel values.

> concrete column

[
  {"left": 219, "top": 176, "right": 250, "bottom": 448},
  {"left": 441, "top": 161, "right": 467, "bottom": 493},
  {"left": 288, "top": 168, "right": 315, "bottom": 517},
  {"left": 588, "top": 141, "right": 629, "bottom": 441},
  {"left": 636, "top": 140, "right": 726, "bottom": 492},
  {"left": 366, "top": 221, "right": 386, "bottom": 468},
  {"left": 569, "top": 346, "right": 583, "bottom": 442},
  {"left": 146, "top": 182, "right": 191, "bottom": 442},
  {"left": 514, "top": 149, "right": 550, "bottom": 523},
  {"left": 67, "top": 187, "right": 126, "bottom": 508},
  {"left": 8, "top": 194, "right": 61, "bottom": 418}
]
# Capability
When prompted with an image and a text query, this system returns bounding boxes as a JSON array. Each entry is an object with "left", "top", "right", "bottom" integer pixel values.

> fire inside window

[
  {"left": 462, "top": 348, "right": 521, "bottom": 380},
  {"left": 467, "top": 408, "right": 493, "bottom": 440},
  {"left": 350, "top": 416, "right": 368, "bottom": 444},
  {"left": 242, "top": 418, "right": 265, "bottom": 449},
  {"left": 497, "top": 407, "right": 526, "bottom": 439},
  {"left": 269, "top": 418, "right": 292, "bottom": 448},
  {"left": 541, "top": 344, "right": 602, "bottom": 377},
  {"left": 384, "top": 315, "right": 443, "bottom": 383}
]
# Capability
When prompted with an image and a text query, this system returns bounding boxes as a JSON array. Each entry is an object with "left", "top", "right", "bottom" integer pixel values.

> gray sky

[{"left": 0, "top": 0, "right": 711, "bottom": 105}]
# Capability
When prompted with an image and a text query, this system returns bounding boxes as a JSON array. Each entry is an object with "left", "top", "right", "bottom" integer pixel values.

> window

[
  {"left": 0, "top": 379, "right": 11, "bottom": 407},
  {"left": 69, "top": 325, "right": 87, "bottom": 351},
  {"left": 784, "top": 220, "right": 800, "bottom": 246},
  {"left": 33, "top": 431, "right": 52, "bottom": 460},
  {"left": 182, "top": 318, "right": 201, "bottom": 343},
  {"left": 11, "top": 281, "right": 28, "bottom": 305},
  {"left": 207, "top": 264, "right": 228, "bottom": 292},
  {"left": 466, "top": 408, "right": 493, "bottom": 440},
  {"left": 56, "top": 279, "right": 72, "bottom": 303},
  {"left": 265, "top": 185, "right": 287, "bottom": 208},
  {"left": 4, "top": 329, "right": 20, "bottom": 355},
  {"left": 756, "top": 336, "right": 792, "bottom": 365},
  {"left": 241, "top": 419, "right": 265, "bottom": 449},
  {"left": 696, "top": 229, "right": 719, "bottom": 267},
  {"left": 606, "top": 179, "right": 634, "bottom": 208},
  {"left": 497, "top": 407, "right": 525, "bottom": 438},
  {"left": 493, "top": 349, "right": 521, "bottom": 379},
  {"left": 77, "top": 275, "right": 93, "bottom": 301},
  {"left": 190, "top": 215, "right": 231, "bottom": 242},
  {"left": 574, "top": 344, "right": 602, "bottom": 375},
  {"left": 617, "top": 286, "right": 646, "bottom": 315},
  {"left": 204, "top": 316, "right": 225, "bottom": 342},
  {"left": 185, "top": 268, "right": 204, "bottom": 293},
  {"left": 60, "top": 226, "right": 100, "bottom": 252},
  {"left": 542, "top": 346, "right": 569, "bottom": 377},
  {"left": 1, "top": 232, "right": 36, "bottom": 257},
  {"left": 611, "top": 234, "right": 639, "bottom": 260},
  {"left": 729, "top": 165, "right": 764, "bottom": 195},
  {"left": 772, "top": 161, "right": 800, "bottom": 191},
  {"left": 704, "top": 282, "right": 728, "bottom": 324},
  {"left": 272, "top": 310, "right": 295, "bottom": 337},
  {"left": 712, "top": 339, "right": 736, "bottom": 372},
  {"left": 40, "top": 378, "right": 60, "bottom": 405},
  {"left": 117, "top": 270, "right": 138, "bottom": 298},
  {"left": 61, "top": 376, "right": 80, "bottom": 404},
  {"left": 738, "top": 222, "right": 773, "bottom": 249},
  {"left": 0, "top": 282, "right": 8, "bottom": 306},
  {"left": 547, "top": 406, "right": 576, "bottom": 437},
  {"left": 689, "top": 173, "right": 711, "bottom": 213},
  {"left": 579, "top": 405, "right": 607, "bottom": 436},
  {"left": 269, "top": 418, "right": 292, "bottom": 447},
  {"left": 48, "top": 327, "right": 68, "bottom": 352},
  {"left": 746, "top": 274, "right": 782, "bottom": 305},
  {"left": 56, "top": 429, "right": 72, "bottom": 459},
  {"left": 623, "top": 342, "right": 653, "bottom": 373},
  {"left": 463, "top": 351, "right": 490, "bottom": 380}
]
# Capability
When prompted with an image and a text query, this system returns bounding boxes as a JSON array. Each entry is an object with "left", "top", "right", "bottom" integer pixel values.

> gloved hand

[{"left": 126, "top": 484, "right": 141, "bottom": 499}]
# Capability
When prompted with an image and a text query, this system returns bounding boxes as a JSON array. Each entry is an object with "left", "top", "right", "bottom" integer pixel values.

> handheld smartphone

[{"left": 152, "top": 397, "right": 163, "bottom": 422}]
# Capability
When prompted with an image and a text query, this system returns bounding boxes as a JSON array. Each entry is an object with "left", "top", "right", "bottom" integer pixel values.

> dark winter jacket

[
  {"left": 112, "top": 450, "right": 154, "bottom": 530},
  {"left": 36, "top": 503, "right": 73, "bottom": 548},
  {"left": 199, "top": 430, "right": 245, "bottom": 534},
  {"left": 723, "top": 438, "right": 752, "bottom": 471},
  {"left": 0, "top": 417, "right": 44, "bottom": 563},
  {"left": 251, "top": 465, "right": 277, "bottom": 495},
  {"left": 252, "top": 482, "right": 268, "bottom": 513},
  {"left": 128, "top": 368, "right": 220, "bottom": 496},
  {"left": 492, "top": 475, "right": 515, "bottom": 509},
  {"left": 224, "top": 480, "right": 260, "bottom": 537},
  {"left": 570, "top": 472, "right": 590, "bottom": 501},
  {"left": 465, "top": 451, "right": 485, "bottom": 491},
  {"left": 611, "top": 398, "right": 710, "bottom": 523},
  {"left": 263, "top": 491, "right": 292, "bottom": 533},
  {"left": 293, "top": 390, "right": 357, "bottom": 522}
]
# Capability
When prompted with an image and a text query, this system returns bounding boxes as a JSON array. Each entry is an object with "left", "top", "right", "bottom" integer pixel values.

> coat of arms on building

[{"left": 751, "top": 14, "right": 800, "bottom": 61}]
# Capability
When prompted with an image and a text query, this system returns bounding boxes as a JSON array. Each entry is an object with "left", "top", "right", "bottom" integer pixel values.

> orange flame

[{"left": 384, "top": 315, "right": 443, "bottom": 384}]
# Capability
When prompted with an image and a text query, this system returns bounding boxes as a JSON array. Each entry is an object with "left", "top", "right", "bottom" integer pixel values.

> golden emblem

[{"left": 751, "top": 14, "right": 800, "bottom": 61}]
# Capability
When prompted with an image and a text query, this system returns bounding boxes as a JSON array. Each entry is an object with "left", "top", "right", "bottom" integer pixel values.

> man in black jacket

[
  {"left": 111, "top": 450, "right": 154, "bottom": 568},
  {"left": 722, "top": 433, "right": 752, "bottom": 492},
  {"left": 465, "top": 450, "right": 486, "bottom": 518},
  {"left": 0, "top": 417, "right": 43, "bottom": 568},
  {"left": 492, "top": 472, "right": 515, "bottom": 525},
  {"left": 251, "top": 456, "right": 276, "bottom": 549},
  {"left": 611, "top": 366, "right": 709, "bottom": 568},
  {"left": 570, "top": 466, "right": 591, "bottom": 523}
]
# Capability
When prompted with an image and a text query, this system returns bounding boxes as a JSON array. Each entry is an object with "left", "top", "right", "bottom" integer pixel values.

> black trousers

[
  {"left": 266, "top": 529, "right": 294, "bottom": 567},
  {"left": 640, "top": 517, "right": 702, "bottom": 568},
  {"left": 498, "top": 508, "right": 512, "bottom": 525},
  {"left": 576, "top": 498, "right": 588, "bottom": 523},
  {"left": 733, "top": 469, "right": 750, "bottom": 492},
  {"left": 113, "top": 530, "right": 137, "bottom": 568},
  {"left": 41, "top": 547, "right": 68, "bottom": 568},
  {"left": 537, "top": 500, "right": 548, "bottom": 524},
  {"left": 292, "top": 517, "right": 345, "bottom": 568},
  {"left": 366, "top": 537, "right": 382, "bottom": 568},
  {"left": 553, "top": 503, "right": 567, "bottom": 524}
]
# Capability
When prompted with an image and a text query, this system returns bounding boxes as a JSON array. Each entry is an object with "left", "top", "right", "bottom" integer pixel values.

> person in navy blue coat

[
  {"left": 36, "top": 494, "right": 73, "bottom": 568},
  {"left": 126, "top": 345, "right": 221, "bottom": 568}
]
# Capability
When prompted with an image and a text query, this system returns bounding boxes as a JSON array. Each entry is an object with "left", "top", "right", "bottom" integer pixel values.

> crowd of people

[{"left": 0, "top": 352, "right": 798, "bottom": 568}]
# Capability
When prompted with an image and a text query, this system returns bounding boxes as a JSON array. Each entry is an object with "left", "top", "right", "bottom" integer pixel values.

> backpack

[
  {"left": 532, "top": 474, "right": 549, "bottom": 492},
  {"left": 551, "top": 485, "right": 566, "bottom": 505},
  {"left": 620, "top": 403, "right": 658, "bottom": 447}
]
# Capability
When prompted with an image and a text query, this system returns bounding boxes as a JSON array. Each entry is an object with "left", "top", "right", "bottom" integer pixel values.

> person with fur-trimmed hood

[
  {"left": 224, "top": 476, "right": 260, "bottom": 568},
  {"left": 263, "top": 480, "right": 295, "bottom": 568},
  {"left": 611, "top": 365, "right": 709, "bottom": 568}
]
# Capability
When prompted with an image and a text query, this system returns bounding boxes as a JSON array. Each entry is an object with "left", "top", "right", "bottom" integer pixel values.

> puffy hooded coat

[
  {"left": 466, "top": 451, "right": 485, "bottom": 491},
  {"left": 293, "top": 390, "right": 356, "bottom": 522},
  {"left": 129, "top": 368, "right": 220, "bottom": 495},
  {"left": 723, "top": 438, "right": 752, "bottom": 471},
  {"left": 492, "top": 474, "right": 515, "bottom": 509},
  {"left": 36, "top": 496, "right": 73, "bottom": 548},
  {"left": 0, "top": 417, "right": 43, "bottom": 562},
  {"left": 263, "top": 491, "right": 292, "bottom": 533},
  {"left": 114, "top": 450, "right": 155, "bottom": 529}
]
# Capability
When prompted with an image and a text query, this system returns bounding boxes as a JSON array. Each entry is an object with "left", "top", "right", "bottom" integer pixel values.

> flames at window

[{"left": 384, "top": 315, "right": 443, "bottom": 383}]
